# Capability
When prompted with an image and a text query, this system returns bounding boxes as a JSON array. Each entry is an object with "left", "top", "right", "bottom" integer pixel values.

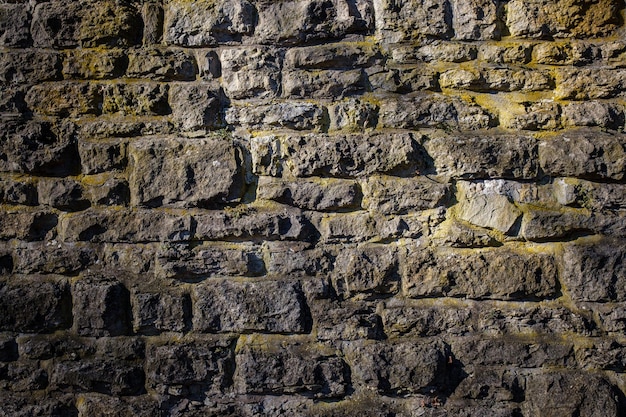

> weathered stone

[
  {"left": 506, "top": 0, "right": 621, "bottom": 39},
  {"left": 254, "top": 0, "right": 373, "bottom": 45},
  {"left": 347, "top": 340, "right": 452, "bottom": 394},
  {"left": 0, "top": 178, "right": 37, "bottom": 206},
  {"left": 0, "top": 276, "right": 71, "bottom": 333},
  {"left": 78, "top": 138, "right": 127, "bottom": 175},
  {"left": 127, "top": 48, "right": 197, "bottom": 81},
  {"left": 332, "top": 244, "right": 398, "bottom": 299},
  {"left": 562, "top": 101, "right": 625, "bottom": 130},
  {"left": 77, "top": 0, "right": 142, "bottom": 47},
  {"left": 195, "top": 49, "right": 222, "bottom": 80},
  {"left": 374, "top": 0, "right": 452, "bottom": 42},
  {"left": 26, "top": 83, "right": 102, "bottom": 117},
  {"left": 13, "top": 241, "right": 99, "bottom": 275},
  {"left": 102, "top": 243, "right": 157, "bottom": 275},
  {"left": 221, "top": 47, "right": 281, "bottom": 99},
  {"left": 264, "top": 241, "right": 333, "bottom": 278},
  {"left": 169, "top": 83, "right": 222, "bottom": 131},
  {"left": 0, "top": 210, "right": 57, "bottom": 241},
  {"left": 393, "top": 42, "right": 477, "bottom": 63},
  {"left": 425, "top": 132, "right": 538, "bottom": 179},
  {"left": 285, "top": 43, "right": 382, "bottom": 69},
  {"left": 30, "top": 1, "right": 82, "bottom": 48},
  {"left": 235, "top": 337, "right": 348, "bottom": 398},
  {"left": 1, "top": 361, "right": 49, "bottom": 392},
  {"left": 164, "top": 0, "right": 256, "bottom": 46},
  {"left": 575, "top": 340, "right": 626, "bottom": 371},
  {"left": 75, "top": 395, "right": 160, "bottom": 417},
  {"left": 319, "top": 212, "right": 376, "bottom": 242},
  {"left": 133, "top": 290, "right": 190, "bottom": 334},
  {"left": 315, "top": 300, "right": 384, "bottom": 341},
  {"left": 146, "top": 337, "right": 235, "bottom": 395},
  {"left": 63, "top": 49, "right": 126, "bottom": 80},
  {"left": 157, "top": 242, "right": 264, "bottom": 280},
  {"left": 0, "top": 51, "right": 62, "bottom": 83},
  {"left": 401, "top": 246, "right": 558, "bottom": 300},
  {"left": 84, "top": 175, "right": 130, "bottom": 206},
  {"left": 0, "top": 85, "right": 27, "bottom": 114},
  {"left": 0, "top": 4, "right": 31, "bottom": 47},
  {"left": 102, "top": 83, "right": 170, "bottom": 116},
  {"left": 451, "top": 0, "right": 501, "bottom": 40},
  {"left": 380, "top": 93, "right": 494, "bottom": 130},
  {"left": 329, "top": 98, "right": 379, "bottom": 131},
  {"left": 192, "top": 204, "right": 313, "bottom": 241},
  {"left": 226, "top": 102, "right": 325, "bottom": 131},
  {"left": 142, "top": 2, "right": 164, "bottom": 45},
  {"left": 522, "top": 372, "right": 620, "bottom": 417},
  {"left": 128, "top": 136, "right": 243, "bottom": 208},
  {"left": 596, "top": 304, "right": 626, "bottom": 333},
  {"left": 562, "top": 237, "right": 626, "bottom": 302},
  {"left": 193, "top": 279, "right": 309, "bottom": 333},
  {"left": 250, "top": 135, "right": 282, "bottom": 176},
  {"left": 283, "top": 69, "right": 366, "bottom": 99},
  {"left": 455, "top": 180, "right": 523, "bottom": 234},
  {"left": 60, "top": 208, "right": 192, "bottom": 243},
  {"left": 539, "top": 129, "right": 626, "bottom": 180},
  {"left": 431, "top": 218, "right": 500, "bottom": 248},
  {"left": 258, "top": 177, "right": 361, "bottom": 211},
  {"left": 381, "top": 302, "right": 474, "bottom": 337},
  {"left": 72, "top": 277, "right": 131, "bottom": 336},
  {"left": 280, "top": 132, "right": 423, "bottom": 177},
  {"left": 478, "top": 43, "right": 531, "bottom": 64},
  {"left": 555, "top": 68, "right": 626, "bottom": 100},
  {"left": 504, "top": 101, "right": 562, "bottom": 131},
  {"left": 554, "top": 178, "right": 626, "bottom": 211},
  {"left": 532, "top": 41, "right": 596, "bottom": 66},
  {"left": 362, "top": 175, "right": 450, "bottom": 214},
  {"left": 38, "top": 178, "right": 89, "bottom": 211},
  {"left": 48, "top": 338, "right": 145, "bottom": 396}
]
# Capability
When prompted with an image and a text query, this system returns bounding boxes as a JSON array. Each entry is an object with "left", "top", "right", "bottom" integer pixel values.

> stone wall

[{"left": 1, "top": 0, "right": 626, "bottom": 415}]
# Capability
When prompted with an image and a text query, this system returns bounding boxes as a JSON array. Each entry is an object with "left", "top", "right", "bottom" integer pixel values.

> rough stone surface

[{"left": 2, "top": 0, "right": 626, "bottom": 414}]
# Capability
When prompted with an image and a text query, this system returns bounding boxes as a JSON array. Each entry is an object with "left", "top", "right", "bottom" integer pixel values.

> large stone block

[
  {"left": 128, "top": 136, "right": 243, "bottom": 208},
  {"left": 63, "top": 49, "right": 127, "bottom": 80},
  {"left": 132, "top": 290, "right": 190, "bottom": 334},
  {"left": 193, "top": 279, "right": 309, "bottom": 333},
  {"left": 13, "top": 242, "right": 99, "bottom": 275},
  {"left": 26, "top": 83, "right": 102, "bottom": 117},
  {"left": 258, "top": 177, "right": 362, "bottom": 211},
  {"left": 506, "top": 0, "right": 621, "bottom": 39},
  {"left": 401, "top": 246, "right": 559, "bottom": 300},
  {"left": 0, "top": 4, "right": 31, "bottom": 47},
  {"left": 102, "top": 83, "right": 170, "bottom": 116},
  {"left": 164, "top": 0, "right": 256, "bottom": 46},
  {"left": 283, "top": 69, "right": 366, "bottom": 99},
  {"left": 451, "top": 0, "right": 501, "bottom": 40},
  {"left": 225, "top": 102, "right": 325, "bottom": 131},
  {"left": 72, "top": 277, "right": 131, "bottom": 336},
  {"left": 168, "top": 83, "right": 222, "bottom": 131},
  {"left": 373, "top": 0, "right": 452, "bottom": 42},
  {"left": 0, "top": 276, "right": 71, "bottom": 333},
  {"left": 78, "top": 138, "right": 127, "bottom": 175},
  {"left": 362, "top": 175, "right": 451, "bottom": 214},
  {"left": 0, "top": 178, "right": 37, "bottom": 206},
  {"left": 562, "top": 238, "right": 626, "bottom": 302},
  {"left": 555, "top": 68, "right": 626, "bottom": 100},
  {"left": 234, "top": 337, "right": 348, "bottom": 398},
  {"left": 127, "top": 48, "right": 198, "bottom": 81},
  {"left": 0, "top": 210, "right": 58, "bottom": 241},
  {"left": 221, "top": 47, "right": 281, "bottom": 99},
  {"left": 0, "top": 51, "right": 62, "bottom": 84},
  {"left": 38, "top": 178, "right": 89, "bottom": 212}
]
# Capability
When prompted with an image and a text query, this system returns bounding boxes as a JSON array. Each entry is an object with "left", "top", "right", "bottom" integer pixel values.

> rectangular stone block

[
  {"left": 285, "top": 43, "right": 382, "bottom": 69},
  {"left": 539, "top": 129, "right": 626, "bottom": 180},
  {"left": 164, "top": 0, "right": 256, "bottom": 46},
  {"left": 129, "top": 136, "right": 243, "bottom": 208},
  {"left": 132, "top": 290, "right": 190, "bottom": 334},
  {"left": 555, "top": 68, "right": 626, "bottom": 100},
  {"left": 72, "top": 277, "right": 131, "bottom": 336},
  {"left": 13, "top": 242, "right": 99, "bottom": 275},
  {"left": 347, "top": 340, "right": 451, "bottom": 394},
  {"left": 401, "top": 246, "right": 559, "bottom": 300},
  {"left": 30, "top": 1, "right": 82, "bottom": 48},
  {"left": 264, "top": 241, "right": 333, "bottom": 278},
  {"left": 0, "top": 177, "right": 37, "bottom": 206},
  {"left": 26, "top": 82, "right": 102, "bottom": 117},
  {"left": 193, "top": 279, "right": 309, "bottom": 333},
  {"left": 283, "top": 69, "right": 366, "bottom": 99},
  {"left": 0, "top": 4, "right": 31, "bottom": 47},
  {"left": 374, "top": 0, "right": 452, "bottom": 43},
  {"left": 0, "top": 276, "right": 71, "bottom": 333},
  {"left": 235, "top": 337, "right": 348, "bottom": 397},
  {"left": 506, "top": 0, "right": 621, "bottom": 39},
  {"left": 63, "top": 49, "right": 127, "bottom": 80},
  {"left": 78, "top": 138, "right": 127, "bottom": 175},
  {"left": 258, "top": 177, "right": 362, "bottom": 211},
  {"left": 59, "top": 208, "right": 192, "bottom": 243},
  {"left": 451, "top": 0, "right": 501, "bottom": 40},
  {"left": 562, "top": 237, "right": 626, "bottom": 302},
  {"left": 280, "top": 132, "right": 423, "bottom": 177},
  {"left": 379, "top": 93, "right": 494, "bottom": 130},
  {"left": 38, "top": 178, "right": 89, "bottom": 212},
  {"left": 362, "top": 175, "right": 451, "bottom": 214},
  {"left": 102, "top": 83, "right": 170, "bottom": 116},
  {"left": 156, "top": 242, "right": 265, "bottom": 280},
  {"left": 127, "top": 48, "right": 197, "bottom": 81},
  {"left": 0, "top": 210, "right": 57, "bottom": 241},
  {"left": 146, "top": 337, "right": 235, "bottom": 395},
  {"left": 315, "top": 300, "right": 384, "bottom": 341},
  {"left": 0, "top": 51, "right": 62, "bottom": 84},
  {"left": 424, "top": 132, "right": 539, "bottom": 179},
  {"left": 168, "top": 83, "right": 222, "bottom": 132},
  {"left": 221, "top": 47, "right": 281, "bottom": 99},
  {"left": 84, "top": 175, "right": 130, "bottom": 207},
  {"left": 254, "top": 0, "right": 373, "bottom": 45},
  {"left": 225, "top": 102, "right": 325, "bottom": 131}
]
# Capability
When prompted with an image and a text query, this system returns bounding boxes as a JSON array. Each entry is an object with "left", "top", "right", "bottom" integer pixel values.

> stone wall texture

[{"left": 1, "top": 0, "right": 626, "bottom": 415}]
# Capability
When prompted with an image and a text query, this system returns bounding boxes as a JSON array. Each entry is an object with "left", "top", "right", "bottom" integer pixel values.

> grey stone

[
  {"left": 13, "top": 241, "right": 99, "bottom": 275},
  {"left": 555, "top": 68, "right": 626, "bottom": 100},
  {"left": 193, "top": 279, "right": 308, "bottom": 333},
  {"left": 451, "top": 0, "right": 501, "bottom": 40},
  {"left": 0, "top": 4, "right": 31, "bottom": 47},
  {"left": 0, "top": 210, "right": 57, "bottom": 241},
  {"left": 0, "top": 50, "right": 62, "bottom": 83},
  {"left": 102, "top": 83, "right": 170, "bottom": 116},
  {"left": 128, "top": 136, "right": 243, "bottom": 208},
  {"left": 362, "top": 175, "right": 450, "bottom": 214},
  {"left": 226, "top": 101, "right": 325, "bottom": 131},
  {"left": 72, "top": 277, "right": 131, "bottom": 336},
  {"left": 127, "top": 48, "right": 197, "bottom": 81},
  {"left": 78, "top": 138, "right": 127, "bottom": 175},
  {"left": 132, "top": 290, "right": 190, "bottom": 334},
  {"left": 27, "top": 82, "right": 103, "bottom": 117},
  {"left": 169, "top": 83, "right": 222, "bottom": 131},
  {"left": 38, "top": 178, "right": 89, "bottom": 211},
  {"left": 374, "top": 0, "right": 452, "bottom": 42},
  {"left": 283, "top": 69, "right": 366, "bottom": 99},
  {"left": 221, "top": 47, "right": 281, "bottom": 99},
  {"left": 63, "top": 49, "right": 127, "bottom": 80},
  {"left": 0, "top": 178, "right": 37, "bottom": 206}
]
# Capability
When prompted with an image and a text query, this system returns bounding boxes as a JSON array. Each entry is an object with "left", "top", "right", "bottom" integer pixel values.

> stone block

[
  {"left": 146, "top": 337, "right": 235, "bottom": 395},
  {"left": 127, "top": 48, "right": 197, "bottom": 81},
  {"left": 30, "top": 1, "right": 82, "bottom": 48},
  {"left": 315, "top": 300, "right": 384, "bottom": 341},
  {"left": 264, "top": 241, "right": 333, "bottom": 278},
  {"left": 401, "top": 246, "right": 559, "bottom": 300},
  {"left": 72, "top": 277, "right": 131, "bottom": 336},
  {"left": 63, "top": 49, "right": 127, "bottom": 80},
  {"left": 225, "top": 102, "right": 325, "bottom": 131},
  {"left": 26, "top": 83, "right": 102, "bottom": 117},
  {"left": 258, "top": 177, "right": 362, "bottom": 211},
  {"left": 0, "top": 4, "right": 31, "bottom": 47},
  {"left": 102, "top": 83, "right": 170, "bottom": 116},
  {"left": 193, "top": 279, "right": 309, "bottom": 333},
  {"left": 0, "top": 178, "right": 37, "bottom": 206},
  {"left": 506, "top": 0, "right": 621, "bottom": 39},
  {"left": 0, "top": 210, "right": 57, "bottom": 241},
  {"left": 451, "top": 0, "right": 501, "bottom": 40},
  {"left": 283, "top": 69, "right": 366, "bottom": 99},
  {"left": 555, "top": 68, "right": 626, "bottom": 100},
  {"left": 0, "top": 276, "right": 71, "bottom": 333},
  {"left": 424, "top": 132, "right": 539, "bottom": 179},
  {"left": 168, "top": 83, "right": 222, "bottom": 131},
  {"left": 78, "top": 138, "right": 127, "bottom": 175},
  {"left": 374, "top": 0, "right": 452, "bottom": 42},
  {"left": 285, "top": 43, "right": 382, "bottom": 69},
  {"left": 221, "top": 47, "right": 281, "bottom": 99},
  {"left": 132, "top": 290, "right": 190, "bottom": 334},
  {"left": 13, "top": 242, "right": 99, "bottom": 275},
  {"left": 38, "top": 178, "right": 89, "bottom": 212},
  {"left": 164, "top": 0, "right": 256, "bottom": 46},
  {"left": 562, "top": 238, "right": 626, "bottom": 302},
  {"left": 128, "top": 136, "right": 243, "bottom": 208},
  {"left": 0, "top": 51, "right": 62, "bottom": 84},
  {"left": 562, "top": 102, "right": 625, "bottom": 130},
  {"left": 235, "top": 337, "right": 348, "bottom": 398},
  {"left": 538, "top": 129, "right": 626, "bottom": 180},
  {"left": 362, "top": 175, "right": 451, "bottom": 214}
]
